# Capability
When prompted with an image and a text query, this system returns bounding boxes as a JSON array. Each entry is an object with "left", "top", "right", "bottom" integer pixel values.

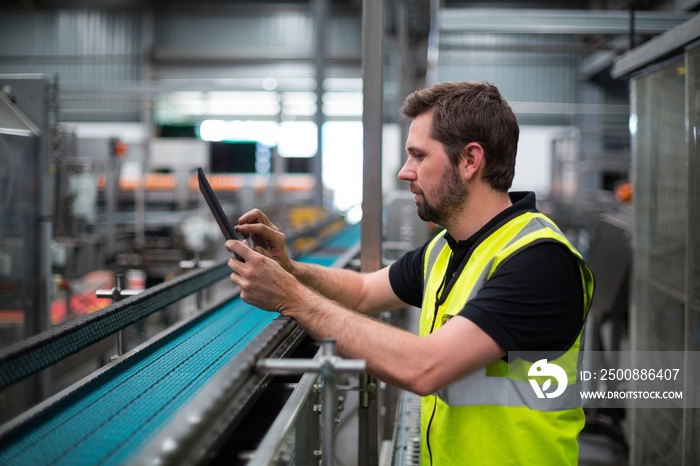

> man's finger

[
  {"left": 235, "top": 222, "right": 269, "bottom": 236},
  {"left": 255, "top": 246, "right": 272, "bottom": 258},
  {"left": 224, "top": 239, "right": 237, "bottom": 254},
  {"left": 235, "top": 223, "right": 278, "bottom": 247},
  {"left": 238, "top": 209, "right": 275, "bottom": 230},
  {"left": 225, "top": 240, "right": 250, "bottom": 261}
]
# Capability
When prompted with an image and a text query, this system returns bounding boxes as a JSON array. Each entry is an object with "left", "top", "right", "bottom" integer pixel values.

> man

[{"left": 226, "top": 81, "right": 594, "bottom": 466}]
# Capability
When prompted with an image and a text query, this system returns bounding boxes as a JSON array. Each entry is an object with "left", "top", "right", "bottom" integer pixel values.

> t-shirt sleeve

[
  {"left": 458, "top": 242, "right": 585, "bottom": 353},
  {"left": 388, "top": 243, "right": 428, "bottom": 308}
]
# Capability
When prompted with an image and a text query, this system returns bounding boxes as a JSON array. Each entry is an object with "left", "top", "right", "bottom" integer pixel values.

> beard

[{"left": 415, "top": 163, "right": 467, "bottom": 225}]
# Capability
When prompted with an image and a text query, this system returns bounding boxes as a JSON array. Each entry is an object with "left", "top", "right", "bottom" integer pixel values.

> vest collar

[{"left": 443, "top": 191, "right": 538, "bottom": 253}]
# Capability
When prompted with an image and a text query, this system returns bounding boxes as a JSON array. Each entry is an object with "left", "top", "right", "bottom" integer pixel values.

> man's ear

[{"left": 462, "top": 142, "right": 485, "bottom": 181}]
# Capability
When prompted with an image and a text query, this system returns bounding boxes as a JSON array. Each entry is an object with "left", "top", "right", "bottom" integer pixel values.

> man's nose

[{"left": 397, "top": 159, "right": 415, "bottom": 181}]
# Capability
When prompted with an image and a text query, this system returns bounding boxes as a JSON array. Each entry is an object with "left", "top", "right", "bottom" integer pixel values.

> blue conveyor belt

[
  {"left": 302, "top": 222, "right": 361, "bottom": 266},
  {"left": 0, "top": 223, "right": 360, "bottom": 466}
]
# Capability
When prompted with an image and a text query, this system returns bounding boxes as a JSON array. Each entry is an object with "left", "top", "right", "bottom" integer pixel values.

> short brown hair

[{"left": 400, "top": 81, "right": 519, "bottom": 192}]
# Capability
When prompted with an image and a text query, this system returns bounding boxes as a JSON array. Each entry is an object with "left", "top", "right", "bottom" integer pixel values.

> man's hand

[
  {"left": 234, "top": 209, "right": 293, "bottom": 274},
  {"left": 225, "top": 239, "right": 303, "bottom": 315}
]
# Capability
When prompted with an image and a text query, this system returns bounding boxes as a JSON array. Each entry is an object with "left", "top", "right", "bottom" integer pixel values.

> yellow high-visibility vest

[{"left": 420, "top": 211, "right": 595, "bottom": 466}]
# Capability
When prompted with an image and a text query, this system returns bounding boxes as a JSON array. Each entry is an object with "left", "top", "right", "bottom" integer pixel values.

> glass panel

[
  {"left": 630, "top": 55, "right": 687, "bottom": 465},
  {"left": 687, "top": 45, "right": 700, "bottom": 349},
  {"left": 684, "top": 42, "right": 700, "bottom": 465},
  {"left": 632, "top": 57, "right": 687, "bottom": 358},
  {"left": 0, "top": 132, "right": 38, "bottom": 349}
]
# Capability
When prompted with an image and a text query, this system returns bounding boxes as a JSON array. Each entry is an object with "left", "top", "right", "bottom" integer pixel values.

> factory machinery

[
  {"left": 0, "top": 218, "right": 422, "bottom": 466},
  {"left": 0, "top": 72, "right": 429, "bottom": 466}
]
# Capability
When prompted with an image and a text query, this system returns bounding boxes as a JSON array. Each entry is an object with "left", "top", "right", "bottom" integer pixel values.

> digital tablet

[{"left": 197, "top": 167, "right": 244, "bottom": 261}]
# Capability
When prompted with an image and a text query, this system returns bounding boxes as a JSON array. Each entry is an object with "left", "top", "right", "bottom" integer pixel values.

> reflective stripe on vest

[{"left": 436, "top": 368, "right": 584, "bottom": 411}]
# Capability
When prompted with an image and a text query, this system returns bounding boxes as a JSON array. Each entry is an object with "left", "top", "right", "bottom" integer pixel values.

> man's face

[{"left": 398, "top": 111, "right": 467, "bottom": 225}]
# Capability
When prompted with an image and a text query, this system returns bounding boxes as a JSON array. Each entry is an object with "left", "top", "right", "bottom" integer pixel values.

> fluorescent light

[
  {"left": 198, "top": 120, "right": 280, "bottom": 146},
  {"left": 278, "top": 121, "right": 317, "bottom": 157},
  {"left": 323, "top": 92, "right": 362, "bottom": 117}
]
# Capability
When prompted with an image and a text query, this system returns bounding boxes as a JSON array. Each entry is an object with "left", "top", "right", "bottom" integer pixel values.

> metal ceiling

[
  {"left": 0, "top": 0, "right": 696, "bottom": 123},
  {"left": 439, "top": 8, "right": 693, "bottom": 35}
]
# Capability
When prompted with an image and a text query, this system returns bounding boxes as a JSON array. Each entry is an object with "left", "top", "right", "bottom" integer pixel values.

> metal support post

[
  {"left": 321, "top": 340, "right": 338, "bottom": 466},
  {"left": 178, "top": 253, "right": 216, "bottom": 311},
  {"left": 312, "top": 0, "right": 327, "bottom": 206},
  {"left": 257, "top": 339, "right": 366, "bottom": 466},
  {"left": 105, "top": 147, "right": 117, "bottom": 257},
  {"left": 96, "top": 272, "right": 144, "bottom": 358},
  {"left": 361, "top": 0, "right": 384, "bottom": 463}
]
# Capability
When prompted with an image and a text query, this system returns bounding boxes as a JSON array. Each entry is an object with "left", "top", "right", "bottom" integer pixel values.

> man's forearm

[
  {"left": 280, "top": 285, "right": 429, "bottom": 393},
  {"left": 289, "top": 260, "right": 367, "bottom": 311}
]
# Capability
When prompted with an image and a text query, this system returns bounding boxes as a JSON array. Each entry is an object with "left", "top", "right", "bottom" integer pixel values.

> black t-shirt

[{"left": 388, "top": 192, "right": 585, "bottom": 352}]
